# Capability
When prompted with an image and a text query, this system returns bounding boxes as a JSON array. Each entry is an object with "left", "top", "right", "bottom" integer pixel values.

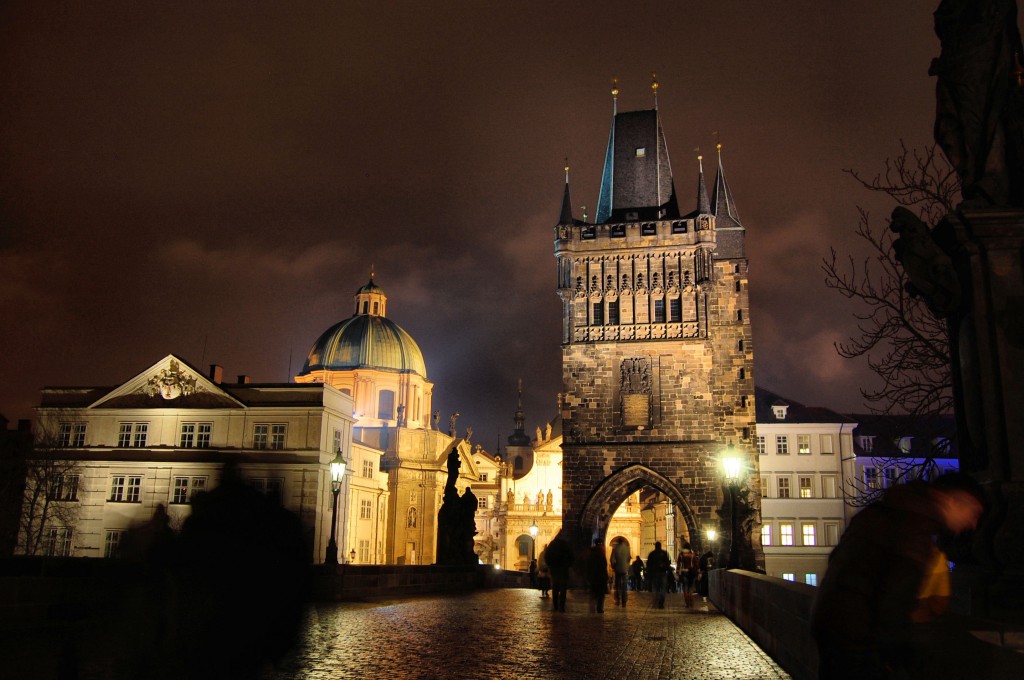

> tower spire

[
  {"left": 611, "top": 78, "right": 619, "bottom": 116},
  {"left": 696, "top": 152, "right": 710, "bottom": 214},
  {"left": 559, "top": 159, "right": 574, "bottom": 224},
  {"left": 712, "top": 143, "right": 742, "bottom": 226},
  {"left": 651, "top": 72, "right": 659, "bottom": 109},
  {"left": 508, "top": 379, "right": 530, "bottom": 446}
]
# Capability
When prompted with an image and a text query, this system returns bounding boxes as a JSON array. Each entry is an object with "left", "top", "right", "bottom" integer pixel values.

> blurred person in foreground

[{"left": 810, "top": 472, "right": 984, "bottom": 679}]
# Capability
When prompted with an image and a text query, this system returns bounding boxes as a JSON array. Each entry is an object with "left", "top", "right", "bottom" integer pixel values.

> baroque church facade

[{"left": 554, "top": 83, "right": 762, "bottom": 565}]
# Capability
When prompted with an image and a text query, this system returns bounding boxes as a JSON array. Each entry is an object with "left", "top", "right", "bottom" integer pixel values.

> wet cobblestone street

[{"left": 262, "top": 589, "right": 789, "bottom": 679}]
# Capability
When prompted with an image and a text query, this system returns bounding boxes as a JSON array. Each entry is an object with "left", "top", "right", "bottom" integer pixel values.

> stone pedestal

[{"left": 941, "top": 208, "right": 1024, "bottom": 622}]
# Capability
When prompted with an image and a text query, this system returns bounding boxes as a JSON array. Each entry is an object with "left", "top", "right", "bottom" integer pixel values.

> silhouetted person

[
  {"left": 585, "top": 538, "right": 608, "bottom": 613},
  {"left": 811, "top": 473, "right": 984, "bottom": 679},
  {"left": 646, "top": 541, "right": 671, "bottom": 609},
  {"left": 176, "top": 461, "right": 309, "bottom": 680},
  {"left": 629, "top": 556, "right": 644, "bottom": 591},
  {"left": 537, "top": 544, "right": 551, "bottom": 598},
  {"left": 545, "top": 534, "right": 573, "bottom": 612},
  {"left": 698, "top": 551, "right": 715, "bottom": 597},
  {"left": 610, "top": 537, "right": 631, "bottom": 606},
  {"left": 529, "top": 557, "right": 538, "bottom": 588},
  {"left": 676, "top": 542, "right": 698, "bottom": 608}
]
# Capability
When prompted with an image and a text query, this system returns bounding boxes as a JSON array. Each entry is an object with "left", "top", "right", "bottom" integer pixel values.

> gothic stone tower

[{"left": 555, "top": 92, "right": 760, "bottom": 563}]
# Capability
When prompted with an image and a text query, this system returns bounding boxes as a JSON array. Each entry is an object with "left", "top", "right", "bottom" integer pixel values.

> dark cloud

[{"left": 0, "top": 1, "right": 997, "bottom": 444}]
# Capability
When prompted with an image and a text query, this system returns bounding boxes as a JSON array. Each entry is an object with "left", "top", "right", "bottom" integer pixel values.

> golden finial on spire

[
  {"left": 611, "top": 78, "right": 619, "bottom": 99},
  {"left": 581, "top": 205, "right": 588, "bottom": 222},
  {"left": 564, "top": 157, "right": 570, "bottom": 183},
  {"left": 651, "top": 72, "right": 659, "bottom": 108},
  {"left": 370, "top": 263, "right": 375, "bottom": 280}
]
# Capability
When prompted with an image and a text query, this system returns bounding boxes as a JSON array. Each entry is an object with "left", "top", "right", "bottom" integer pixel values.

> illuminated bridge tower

[{"left": 554, "top": 79, "right": 760, "bottom": 565}]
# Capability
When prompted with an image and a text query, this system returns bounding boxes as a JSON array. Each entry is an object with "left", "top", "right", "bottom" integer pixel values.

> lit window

[
  {"left": 802, "top": 523, "right": 816, "bottom": 546},
  {"left": 780, "top": 523, "right": 794, "bottom": 546},
  {"left": 104, "top": 530, "right": 123, "bottom": 558},
  {"left": 799, "top": 476, "right": 813, "bottom": 498},
  {"left": 772, "top": 405, "right": 788, "bottom": 420},
  {"left": 798, "top": 435, "right": 811, "bottom": 455},
  {"left": 805, "top": 574, "right": 818, "bottom": 586},
  {"left": 778, "top": 477, "right": 791, "bottom": 499},
  {"left": 49, "top": 474, "right": 80, "bottom": 502},
  {"left": 118, "top": 423, "right": 148, "bottom": 448},
  {"left": 171, "top": 477, "right": 207, "bottom": 505},
  {"left": 761, "top": 524, "right": 772, "bottom": 546},
  {"left": 635, "top": 147, "right": 646, "bottom": 157},
  {"left": 756, "top": 436, "right": 766, "bottom": 455},
  {"left": 360, "top": 499, "right": 372, "bottom": 519},
  {"left": 782, "top": 573, "right": 795, "bottom": 582},
  {"left": 776, "top": 436, "right": 789, "bottom": 455},
  {"left": 479, "top": 473, "right": 488, "bottom": 483},
  {"left": 109, "top": 475, "right": 142, "bottom": 503},
  {"left": 363, "top": 460, "right": 374, "bottom": 478},
  {"left": 864, "top": 467, "right": 879, "bottom": 490},
  {"left": 58, "top": 422, "right": 86, "bottom": 447}
]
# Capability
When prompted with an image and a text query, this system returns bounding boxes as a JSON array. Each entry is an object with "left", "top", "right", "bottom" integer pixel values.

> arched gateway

[{"left": 553, "top": 91, "right": 763, "bottom": 567}]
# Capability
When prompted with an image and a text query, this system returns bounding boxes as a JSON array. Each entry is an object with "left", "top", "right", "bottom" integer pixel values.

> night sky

[{"left": 0, "top": 2, "right": 1003, "bottom": 448}]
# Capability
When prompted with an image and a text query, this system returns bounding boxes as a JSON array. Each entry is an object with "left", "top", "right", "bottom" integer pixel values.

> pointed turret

[
  {"left": 712, "top": 144, "right": 742, "bottom": 228},
  {"left": 595, "top": 80, "right": 679, "bottom": 224},
  {"left": 711, "top": 144, "right": 745, "bottom": 258},
  {"left": 508, "top": 379, "right": 531, "bottom": 446},
  {"left": 696, "top": 154, "right": 710, "bottom": 214},
  {"left": 558, "top": 162, "right": 575, "bottom": 224}
]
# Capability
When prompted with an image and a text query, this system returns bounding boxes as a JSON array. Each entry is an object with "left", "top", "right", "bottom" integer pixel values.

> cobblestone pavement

[{"left": 261, "top": 589, "right": 790, "bottom": 680}]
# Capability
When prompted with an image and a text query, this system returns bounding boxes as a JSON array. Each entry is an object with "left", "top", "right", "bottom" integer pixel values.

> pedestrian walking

[
  {"left": 610, "top": 537, "right": 631, "bottom": 606},
  {"left": 676, "top": 542, "right": 699, "bottom": 608},
  {"left": 646, "top": 541, "right": 671, "bottom": 609},
  {"left": 528, "top": 557, "right": 537, "bottom": 588},
  {"left": 545, "top": 534, "right": 573, "bottom": 612},
  {"left": 697, "top": 550, "right": 715, "bottom": 598},
  {"left": 537, "top": 544, "right": 551, "bottom": 598},
  {"left": 630, "top": 556, "right": 644, "bottom": 592},
  {"left": 585, "top": 538, "right": 608, "bottom": 613},
  {"left": 811, "top": 473, "right": 984, "bottom": 679}
]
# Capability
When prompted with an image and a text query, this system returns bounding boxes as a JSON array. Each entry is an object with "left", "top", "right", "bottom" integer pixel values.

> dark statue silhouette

[{"left": 435, "top": 446, "right": 479, "bottom": 565}]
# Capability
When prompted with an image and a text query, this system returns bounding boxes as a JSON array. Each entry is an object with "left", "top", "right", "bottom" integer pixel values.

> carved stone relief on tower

[{"left": 620, "top": 357, "right": 652, "bottom": 428}]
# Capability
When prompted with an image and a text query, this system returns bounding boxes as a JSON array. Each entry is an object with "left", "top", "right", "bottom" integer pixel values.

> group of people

[{"left": 535, "top": 534, "right": 715, "bottom": 613}]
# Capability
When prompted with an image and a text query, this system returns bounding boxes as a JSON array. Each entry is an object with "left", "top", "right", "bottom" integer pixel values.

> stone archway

[{"left": 579, "top": 463, "right": 707, "bottom": 555}]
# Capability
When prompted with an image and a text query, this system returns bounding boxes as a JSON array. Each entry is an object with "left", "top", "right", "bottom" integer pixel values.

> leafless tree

[
  {"left": 824, "top": 143, "right": 962, "bottom": 504},
  {"left": 823, "top": 142, "right": 960, "bottom": 418},
  {"left": 18, "top": 423, "right": 82, "bottom": 557}
]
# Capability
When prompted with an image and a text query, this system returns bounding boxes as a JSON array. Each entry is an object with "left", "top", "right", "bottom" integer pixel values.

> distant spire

[
  {"left": 650, "top": 72, "right": 659, "bottom": 109},
  {"left": 611, "top": 78, "right": 619, "bottom": 116},
  {"left": 712, "top": 143, "right": 742, "bottom": 226},
  {"left": 696, "top": 152, "right": 710, "bottom": 214},
  {"left": 508, "top": 379, "right": 530, "bottom": 446},
  {"left": 559, "top": 159, "right": 574, "bottom": 224}
]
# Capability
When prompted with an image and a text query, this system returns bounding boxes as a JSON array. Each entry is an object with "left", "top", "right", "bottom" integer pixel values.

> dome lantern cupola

[{"left": 354, "top": 276, "right": 387, "bottom": 317}]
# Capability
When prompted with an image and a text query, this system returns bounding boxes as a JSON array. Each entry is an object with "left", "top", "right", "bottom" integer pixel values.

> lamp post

[
  {"left": 326, "top": 451, "right": 347, "bottom": 565},
  {"left": 349, "top": 548, "right": 357, "bottom": 564},
  {"left": 722, "top": 452, "right": 743, "bottom": 569},
  {"left": 529, "top": 519, "right": 539, "bottom": 561}
]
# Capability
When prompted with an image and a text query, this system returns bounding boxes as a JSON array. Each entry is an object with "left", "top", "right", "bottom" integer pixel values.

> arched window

[
  {"left": 407, "top": 507, "right": 417, "bottom": 528},
  {"left": 373, "top": 301, "right": 379, "bottom": 315},
  {"left": 514, "top": 456, "right": 524, "bottom": 471},
  {"left": 378, "top": 390, "right": 395, "bottom": 419},
  {"left": 517, "top": 535, "right": 531, "bottom": 557}
]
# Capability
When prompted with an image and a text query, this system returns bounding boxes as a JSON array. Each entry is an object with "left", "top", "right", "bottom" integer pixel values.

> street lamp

[
  {"left": 349, "top": 548, "right": 357, "bottom": 564},
  {"left": 529, "top": 519, "right": 539, "bottom": 561},
  {"left": 722, "top": 450, "right": 743, "bottom": 569},
  {"left": 325, "top": 451, "right": 347, "bottom": 565}
]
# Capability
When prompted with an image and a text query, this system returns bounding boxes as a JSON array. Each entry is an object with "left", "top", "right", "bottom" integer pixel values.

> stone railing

[{"left": 708, "top": 569, "right": 817, "bottom": 680}]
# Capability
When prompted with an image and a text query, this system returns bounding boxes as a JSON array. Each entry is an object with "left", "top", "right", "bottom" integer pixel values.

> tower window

[
  {"left": 592, "top": 303, "right": 604, "bottom": 326},
  {"left": 671, "top": 221, "right": 688, "bottom": 234},
  {"left": 669, "top": 298, "right": 681, "bottom": 322},
  {"left": 610, "top": 225, "right": 625, "bottom": 238},
  {"left": 737, "top": 309, "right": 743, "bottom": 321},
  {"left": 608, "top": 300, "right": 619, "bottom": 325},
  {"left": 373, "top": 302, "right": 379, "bottom": 314},
  {"left": 738, "top": 339, "right": 744, "bottom": 352},
  {"left": 635, "top": 147, "right": 646, "bottom": 157},
  {"left": 641, "top": 223, "right": 657, "bottom": 236},
  {"left": 362, "top": 301, "right": 369, "bottom": 314},
  {"left": 377, "top": 390, "right": 396, "bottom": 420},
  {"left": 654, "top": 299, "right": 665, "bottom": 323}
]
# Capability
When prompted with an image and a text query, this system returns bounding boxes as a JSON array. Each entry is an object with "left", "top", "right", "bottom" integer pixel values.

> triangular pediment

[
  {"left": 90, "top": 354, "right": 245, "bottom": 409},
  {"left": 435, "top": 438, "right": 480, "bottom": 480}
]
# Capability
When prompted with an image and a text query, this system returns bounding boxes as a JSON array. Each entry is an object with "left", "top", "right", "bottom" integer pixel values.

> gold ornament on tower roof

[
  {"left": 650, "top": 72, "right": 659, "bottom": 93},
  {"left": 611, "top": 78, "right": 619, "bottom": 99}
]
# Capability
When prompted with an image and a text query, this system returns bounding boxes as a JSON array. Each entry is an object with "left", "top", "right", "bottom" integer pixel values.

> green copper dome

[{"left": 300, "top": 314, "right": 427, "bottom": 378}]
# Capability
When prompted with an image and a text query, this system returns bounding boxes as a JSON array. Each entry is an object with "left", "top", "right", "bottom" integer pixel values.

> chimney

[
  {"left": 209, "top": 364, "right": 223, "bottom": 384},
  {"left": 237, "top": 375, "right": 251, "bottom": 384}
]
